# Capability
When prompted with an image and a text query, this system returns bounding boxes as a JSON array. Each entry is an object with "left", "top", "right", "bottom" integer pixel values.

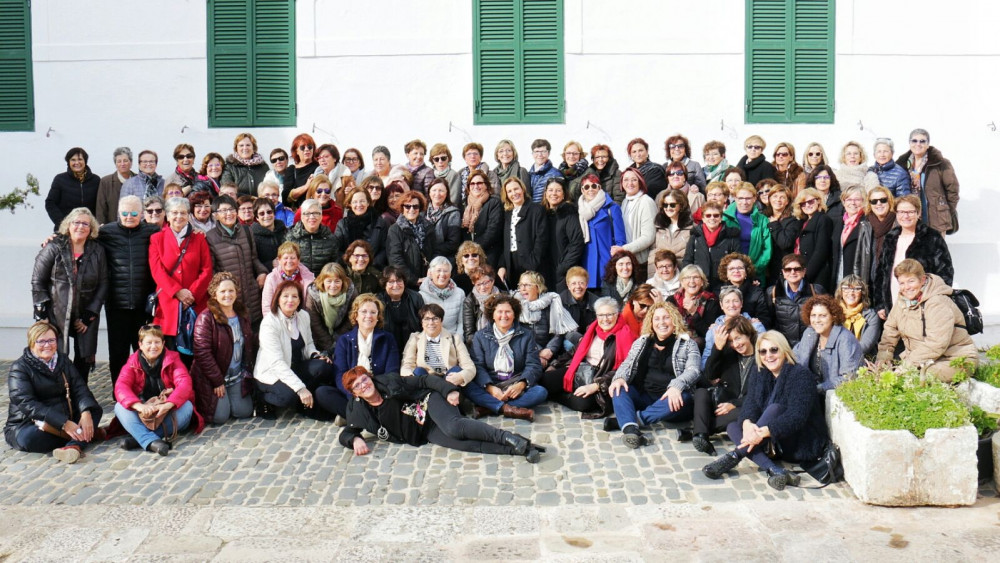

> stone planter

[
  {"left": 955, "top": 379, "right": 1000, "bottom": 414},
  {"left": 826, "top": 393, "right": 978, "bottom": 506}
]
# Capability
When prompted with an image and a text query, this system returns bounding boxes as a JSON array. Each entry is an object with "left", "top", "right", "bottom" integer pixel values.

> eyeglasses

[
  {"left": 668, "top": 170, "right": 686, "bottom": 177},
  {"left": 216, "top": 208, "right": 236, "bottom": 215},
  {"left": 315, "top": 188, "right": 332, "bottom": 194},
  {"left": 910, "top": 139, "right": 928, "bottom": 144},
  {"left": 422, "top": 316, "right": 441, "bottom": 323},
  {"left": 468, "top": 180, "right": 487, "bottom": 187},
  {"left": 257, "top": 210, "right": 274, "bottom": 217},
  {"left": 71, "top": 221, "right": 91, "bottom": 228},
  {"left": 564, "top": 151, "right": 582, "bottom": 157},
  {"left": 736, "top": 196, "right": 754, "bottom": 202},
  {"left": 302, "top": 212, "right": 322, "bottom": 218},
  {"left": 402, "top": 203, "right": 420, "bottom": 210},
  {"left": 368, "top": 185, "right": 382, "bottom": 191},
  {"left": 120, "top": 211, "right": 139, "bottom": 217},
  {"left": 386, "top": 279, "right": 404, "bottom": 286},
  {"left": 782, "top": 266, "right": 804, "bottom": 273},
  {"left": 596, "top": 313, "right": 617, "bottom": 320},
  {"left": 668, "top": 143, "right": 685, "bottom": 150},
  {"left": 177, "top": 153, "right": 194, "bottom": 160},
  {"left": 663, "top": 202, "right": 678, "bottom": 209},
  {"left": 656, "top": 263, "right": 674, "bottom": 270},
  {"left": 745, "top": 145, "right": 763, "bottom": 151},
  {"left": 841, "top": 287, "right": 863, "bottom": 293},
  {"left": 462, "top": 253, "right": 479, "bottom": 259},
  {"left": 139, "top": 160, "right": 157, "bottom": 165},
  {"left": 727, "top": 266, "right": 745, "bottom": 271},
  {"left": 351, "top": 375, "right": 372, "bottom": 393},
  {"left": 758, "top": 346, "right": 780, "bottom": 356},
  {"left": 474, "top": 279, "right": 493, "bottom": 288},
  {"left": 145, "top": 208, "right": 163, "bottom": 215},
  {"left": 432, "top": 156, "right": 449, "bottom": 163},
  {"left": 759, "top": 189, "right": 770, "bottom": 195},
  {"left": 36, "top": 338, "right": 57, "bottom": 347},
  {"left": 270, "top": 156, "right": 287, "bottom": 164},
  {"left": 351, "top": 253, "right": 369, "bottom": 260},
  {"left": 869, "top": 197, "right": 889, "bottom": 205},
  {"left": 582, "top": 183, "right": 600, "bottom": 191},
  {"left": 518, "top": 283, "right": 536, "bottom": 289},
  {"left": 775, "top": 152, "right": 790, "bottom": 158},
  {"left": 702, "top": 213, "right": 721, "bottom": 219},
  {"left": 344, "top": 156, "right": 359, "bottom": 162},
  {"left": 532, "top": 149, "right": 549, "bottom": 155},
  {"left": 897, "top": 210, "right": 918, "bottom": 216},
  {"left": 814, "top": 175, "right": 831, "bottom": 181}
]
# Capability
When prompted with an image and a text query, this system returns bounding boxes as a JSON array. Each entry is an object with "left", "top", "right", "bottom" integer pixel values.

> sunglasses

[
  {"left": 801, "top": 198, "right": 818, "bottom": 206},
  {"left": 869, "top": 197, "right": 889, "bottom": 205},
  {"left": 635, "top": 302, "right": 652, "bottom": 310},
  {"left": 910, "top": 139, "right": 928, "bottom": 144},
  {"left": 668, "top": 170, "right": 686, "bottom": 177},
  {"left": 120, "top": 210, "right": 139, "bottom": 217},
  {"left": 814, "top": 175, "right": 831, "bottom": 181},
  {"left": 775, "top": 152, "right": 790, "bottom": 157},
  {"left": 297, "top": 145, "right": 315, "bottom": 151},
  {"left": 758, "top": 346, "right": 780, "bottom": 356},
  {"left": 702, "top": 213, "right": 721, "bottom": 219},
  {"left": 745, "top": 145, "right": 763, "bottom": 150},
  {"left": 141, "top": 324, "right": 162, "bottom": 331},
  {"left": 270, "top": 156, "right": 287, "bottom": 164},
  {"left": 783, "top": 266, "right": 804, "bottom": 273},
  {"left": 315, "top": 188, "right": 332, "bottom": 194},
  {"left": 807, "top": 152, "right": 822, "bottom": 157},
  {"left": 462, "top": 253, "right": 479, "bottom": 259},
  {"left": 663, "top": 202, "right": 678, "bottom": 209},
  {"left": 668, "top": 143, "right": 685, "bottom": 149},
  {"left": 145, "top": 208, "right": 163, "bottom": 215},
  {"left": 257, "top": 210, "right": 274, "bottom": 216},
  {"left": 177, "top": 153, "right": 194, "bottom": 160},
  {"left": 582, "top": 183, "right": 600, "bottom": 191},
  {"left": 402, "top": 203, "right": 420, "bottom": 210},
  {"left": 432, "top": 156, "right": 449, "bottom": 163}
]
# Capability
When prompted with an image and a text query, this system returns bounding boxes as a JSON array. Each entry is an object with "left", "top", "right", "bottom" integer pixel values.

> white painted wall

[{"left": 2, "top": 0, "right": 999, "bottom": 358}]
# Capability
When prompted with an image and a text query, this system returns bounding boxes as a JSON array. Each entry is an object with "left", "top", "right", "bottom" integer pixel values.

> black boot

[
  {"left": 257, "top": 399, "right": 277, "bottom": 420},
  {"left": 692, "top": 433, "right": 716, "bottom": 456},
  {"left": 676, "top": 428, "right": 694, "bottom": 442},
  {"left": 766, "top": 466, "right": 801, "bottom": 490},
  {"left": 501, "top": 432, "right": 530, "bottom": 456},
  {"left": 120, "top": 436, "right": 140, "bottom": 451},
  {"left": 702, "top": 451, "right": 741, "bottom": 479},
  {"left": 622, "top": 425, "right": 649, "bottom": 449},
  {"left": 603, "top": 417, "right": 620, "bottom": 432},
  {"left": 147, "top": 439, "right": 171, "bottom": 456}
]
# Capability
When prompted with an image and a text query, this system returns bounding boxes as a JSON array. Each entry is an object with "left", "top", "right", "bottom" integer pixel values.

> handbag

[
  {"left": 139, "top": 388, "right": 179, "bottom": 442},
  {"left": 794, "top": 442, "right": 844, "bottom": 488},
  {"left": 146, "top": 235, "right": 191, "bottom": 318}
]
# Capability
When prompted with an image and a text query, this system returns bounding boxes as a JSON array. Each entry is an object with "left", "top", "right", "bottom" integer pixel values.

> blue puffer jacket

[
  {"left": 333, "top": 327, "right": 400, "bottom": 395},
  {"left": 528, "top": 160, "right": 563, "bottom": 202},
  {"left": 869, "top": 160, "right": 911, "bottom": 197},
  {"left": 470, "top": 322, "right": 542, "bottom": 387},
  {"left": 792, "top": 325, "right": 862, "bottom": 391}
]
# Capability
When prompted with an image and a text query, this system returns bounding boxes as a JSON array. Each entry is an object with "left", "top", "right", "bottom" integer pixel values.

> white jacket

[
  {"left": 620, "top": 194, "right": 657, "bottom": 264},
  {"left": 254, "top": 310, "right": 320, "bottom": 392}
]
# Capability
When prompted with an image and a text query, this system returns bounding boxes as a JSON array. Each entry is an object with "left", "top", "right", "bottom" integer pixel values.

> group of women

[{"left": 11, "top": 130, "right": 976, "bottom": 490}]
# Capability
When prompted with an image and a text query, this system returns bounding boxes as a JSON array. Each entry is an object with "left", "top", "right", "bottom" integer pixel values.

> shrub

[{"left": 836, "top": 364, "right": 970, "bottom": 438}]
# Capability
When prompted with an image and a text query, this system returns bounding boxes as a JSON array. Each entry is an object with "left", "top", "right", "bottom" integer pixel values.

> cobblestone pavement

[{"left": 1, "top": 362, "right": 999, "bottom": 561}]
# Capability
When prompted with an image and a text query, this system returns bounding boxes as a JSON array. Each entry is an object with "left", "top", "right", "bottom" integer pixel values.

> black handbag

[
  {"left": 146, "top": 235, "right": 191, "bottom": 318},
  {"left": 797, "top": 442, "right": 844, "bottom": 487}
]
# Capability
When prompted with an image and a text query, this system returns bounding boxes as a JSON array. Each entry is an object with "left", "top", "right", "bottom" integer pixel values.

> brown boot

[
  {"left": 501, "top": 404, "right": 535, "bottom": 422},
  {"left": 473, "top": 406, "right": 493, "bottom": 419}
]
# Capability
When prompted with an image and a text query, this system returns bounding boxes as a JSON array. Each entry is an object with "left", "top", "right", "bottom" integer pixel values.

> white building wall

[{"left": 1, "top": 0, "right": 999, "bottom": 357}]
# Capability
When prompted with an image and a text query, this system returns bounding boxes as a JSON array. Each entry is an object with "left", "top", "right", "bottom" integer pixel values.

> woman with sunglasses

[
  {"left": 835, "top": 275, "right": 881, "bottom": 357},
  {"left": 578, "top": 173, "right": 626, "bottom": 290},
  {"left": 664, "top": 134, "right": 707, "bottom": 190},
  {"left": 163, "top": 144, "right": 198, "bottom": 195},
  {"left": 282, "top": 134, "right": 320, "bottom": 207},
  {"left": 461, "top": 169, "right": 505, "bottom": 268},
  {"left": 682, "top": 201, "right": 741, "bottom": 292},
  {"left": 771, "top": 142, "right": 806, "bottom": 195},
  {"left": 542, "top": 178, "right": 584, "bottom": 292},
  {"left": 660, "top": 161, "right": 705, "bottom": 216},
  {"left": 702, "top": 330, "right": 828, "bottom": 490},
  {"left": 386, "top": 191, "right": 438, "bottom": 288},
  {"left": 621, "top": 284, "right": 659, "bottom": 338},
  {"left": 895, "top": 129, "right": 960, "bottom": 235},
  {"left": 453, "top": 241, "right": 497, "bottom": 294},
  {"left": 871, "top": 195, "right": 953, "bottom": 320},
  {"left": 293, "top": 174, "right": 344, "bottom": 233},
  {"left": 722, "top": 182, "right": 772, "bottom": 285},
  {"left": 428, "top": 144, "right": 464, "bottom": 207},
  {"left": 767, "top": 254, "right": 823, "bottom": 347},
  {"left": 736, "top": 135, "right": 776, "bottom": 187},
  {"left": 143, "top": 195, "right": 166, "bottom": 228},
  {"left": 801, "top": 142, "right": 829, "bottom": 176},
  {"left": 792, "top": 187, "right": 834, "bottom": 290},
  {"left": 249, "top": 198, "right": 285, "bottom": 269},
  {"left": 263, "top": 148, "right": 289, "bottom": 193},
  {"left": 792, "top": 295, "right": 862, "bottom": 393}
]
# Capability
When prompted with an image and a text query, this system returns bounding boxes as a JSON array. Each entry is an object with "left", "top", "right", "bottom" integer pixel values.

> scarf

[
  {"left": 434, "top": 166, "right": 453, "bottom": 179},
  {"left": 576, "top": 190, "right": 607, "bottom": 244},
  {"left": 462, "top": 189, "right": 490, "bottom": 231},
  {"left": 868, "top": 211, "right": 897, "bottom": 259},
  {"left": 842, "top": 301, "right": 866, "bottom": 340},
  {"left": 232, "top": 152, "right": 265, "bottom": 167},
  {"left": 426, "top": 203, "right": 448, "bottom": 225},
  {"left": 492, "top": 324, "right": 516, "bottom": 381},
  {"left": 420, "top": 277, "right": 457, "bottom": 301},
  {"left": 516, "top": 291, "right": 578, "bottom": 334},
  {"left": 559, "top": 159, "right": 589, "bottom": 180},
  {"left": 406, "top": 162, "right": 424, "bottom": 174},
  {"left": 174, "top": 166, "right": 197, "bottom": 186},
  {"left": 906, "top": 154, "right": 928, "bottom": 190},
  {"left": 473, "top": 286, "right": 499, "bottom": 331},
  {"left": 702, "top": 223, "right": 722, "bottom": 247},
  {"left": 495, "top": 161, "right": 521, "bottom": 186},
  {"left": 622, "top": 192, "right": 642, "bottom": 217},
  {"left": 141, "top": 172, "right": 162, "bottom": 198},
  {"left": 319, "top": 290, "right": 349, "bottom": 334},
  {"left": 357, "top": 330, "right": 373, "bottom": 371},
  {"left": 397, "top": 213, "right": 427, "bottom": 249},
  {"left": 280, "top": 268, "right": 301, "bottom": 282},
  {"left": 563, "top": 315, "right": 634, "bottom": 392},
  {"left": 343, "top": 208, "right": 375, "bottom": 242},
  {"left": 139, "top": 353, "right": 166, "bottom": 401},
  {"left": 282, "top": 312, "right": 300, "bottom": 340},
  {"left": 704, "top": 159, "right": 730, "bottom": 183},
  {"left": 622, "top": 302, "right": 641, "bottom": 336},
  {"left": 615, "top": 277, "right": 634, "bottom": 300},
  {"left": 674, "top": 290, "right": 711, "bottom": 320},
  {"left": 71, "top": 168, "right": 88, "bottom": 183},
  {"left": 841, "top": 210, "right": 863, "bottom": 247},
  {"left": 460, "top": 163, "right": 489, "bottom": 194}
]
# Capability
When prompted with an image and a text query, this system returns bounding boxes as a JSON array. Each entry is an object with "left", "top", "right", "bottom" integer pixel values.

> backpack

[{"left": 950, "top": 288, "right": 983, "bottom": 335}]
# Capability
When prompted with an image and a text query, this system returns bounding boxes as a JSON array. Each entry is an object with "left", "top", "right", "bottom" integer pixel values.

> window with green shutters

[
  {"left": 473, "top": 0, "right": 564, "bottom": 125},
  {"left": 745, "top": 0, "right": 834, "bottom": 124},
  {"left": 207, "top": 0, "right": 295, "bottom": 128},
  {"left": 0, "top": 0, "right": 34, "bottom": 132}
]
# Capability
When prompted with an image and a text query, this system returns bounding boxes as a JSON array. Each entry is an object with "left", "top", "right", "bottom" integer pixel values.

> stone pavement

[{"left": 1, "top": 362, "right": 998, "bottom": 561}]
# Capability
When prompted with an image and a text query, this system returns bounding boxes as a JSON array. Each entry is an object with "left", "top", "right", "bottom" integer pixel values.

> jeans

[
  {"left": 212, "top": 380, "right": 255, "bottom": 424},
  {"left": 611, "top": 386, "right": 693, "bottom": 430},
  {"left": 114, "top": 401, "right": 194, "bottom": 450},
  {"left": 315, "top": 385, "right": 349, "bottom": 418},
  {"left": 13, "top": 406, "right": 104, "bottom": 453},
  {"left": 726, "top": 403, "right": 784, "bottom": 472},
  {"left": 411, "top": 366, "right": 462, "bottom": 379},
  {"left": 463, "top": 380, "right": 548, "bottom": 413}
]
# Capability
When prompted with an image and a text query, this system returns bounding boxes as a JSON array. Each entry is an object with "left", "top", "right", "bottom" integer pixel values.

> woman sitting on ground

[
  {"left": 693, "top": 316, "right": 758, "bottom": 456},
  {"left": 835, "top": 275, "right": 882, "bottom": 357},
  {"left": 541, "top": 297, "right": 636, "bottom": 417},
  {"left": 4, "top": 321, "right": 104, "bottom": 464},
  {"left": 305, "top": 262, "right": 358, "bottom": 352},
  {"left": 462, "top": 265, "right": 500, "bottom": 349},
  {"left": 327, "top": 293, "right": 401, "bottom": 413},
  {"left": 702, "top": 330, "right": 829, "bottom": 490},
  {"left": 419, "top": 256, "right": 465, "bottom": 337},
  {"left": 401, "top": 304, "right": 476, "bottom": 391},
  {"left": 607, "top": 302, "right": 701, "bottom": 449},
  {"left": 876, "top": 259, "right": 978, "bottom": 382},
  {"left": 700, "top": 286, "right": 766, "bottom": 368},
  {"left": 338, "top": 366, "right": 544, "bottom": 462},
  {"left": 792, "top": 295, "right": 863, "bottom": 392},
  {"left": 514, "top": 270, "right": 578, "bottom": 371},
  {"left": 115, "top": 324, "right": 203, "bottom": 456}
]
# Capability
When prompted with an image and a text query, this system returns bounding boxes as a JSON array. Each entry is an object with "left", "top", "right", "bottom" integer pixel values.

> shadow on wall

[{"left": 949, "top": 188, "right": 1000, "bottom": 316}]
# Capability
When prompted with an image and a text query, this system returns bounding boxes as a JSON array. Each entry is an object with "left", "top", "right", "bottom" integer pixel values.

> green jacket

[{"left": 723, "top": 202, "right": 772, "bottom": 284}]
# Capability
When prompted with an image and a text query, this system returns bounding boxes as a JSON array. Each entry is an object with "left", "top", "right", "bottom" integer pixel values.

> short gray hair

[
  {"left": 164, "top": 196, "right": 190, "bottom": 214},
  {"left": 594, "top": 296, "right": 620, "bottom": 314},
  {"left": 909, "top": 128, "right": 930, "bottom": 143},
  {"left": 372, "top": 145, "right": 390, "bottom": 159},
  {"left": 428, "top": 256, "right": 452, "bottom": 273},
  {"left": 873, "top": 137, "right": 894, "bottom": 154},
  {"left": 119, "top": 195, "right": 142, "bottom": 210},
  {"left": 719, "top": 286, "right": 743, "bottom": 303},
  {"left": 113, "top": 146, "right": 133, "bottom": 161},
  {"left": 257, "top": 179, "right": 280, "bottom": 197},
  {"left": 300, "top": 198, "right": 321, "bottom": 213}
]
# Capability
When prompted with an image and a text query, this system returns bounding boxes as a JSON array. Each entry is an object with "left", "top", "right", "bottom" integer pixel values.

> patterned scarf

[
  {"left": 462, "top": 189, "right": 490, "bottom": 232},
  {"left": 516, "top": 291, "right": 578, "bottom": 334},
  {"left": 473, "top": 286, "right": 498, "bottom": 331},
  {"left": 398, "top": 214, "right": 427, "bottom": 249},
  {"left": 232, "top": 152, "right": 265, "bottom": 167},
  {"left": 142, "top": 172, "right": 162, "bottom": 198},
  {"left": 174, "top": 166, "right": 197, "bottom": 186},
  {"left": 420, "top": 277, "right": 457, "bottom": 301},
  {"left": 704, "top": 159, "right": 730, "bottom": 184},
  {"left": 492, "top": 324, "right": 516, "bottom": 381},
  {"left": 460, "top": 163, "right": 490, "bottom": 203},
  {"left": 426, "top": 203, "right": 447, "bottom": 225},
  {"left": 559, "top": 159, "right": 589, "bottom": 180},
  {"left": 615, "top": 277, "right": 634, "bottom": 301}
]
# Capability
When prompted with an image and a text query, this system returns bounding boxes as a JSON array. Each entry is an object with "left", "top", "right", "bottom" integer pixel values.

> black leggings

[
  {"left": 257, "top": 359, "right": 335, "bottom": 408},
  {"left": 540, "top": 368, "right": 598, "bottom": 413},
  {"left": 424, "top": 392, "right": 516, "bottom": 455},
  {"left": 692, "top": 387, "right": 741, "bottom": 435}
]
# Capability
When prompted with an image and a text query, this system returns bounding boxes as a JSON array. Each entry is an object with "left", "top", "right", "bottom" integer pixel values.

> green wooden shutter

[
  {"left": 474, "top": 0, "right": 563, "bottom": 124},
  {"left": 0, "top": 0, "right": 34, "bottom": 132},
  {"left": 208, "top": 0, "right": 295, "bottom": 128},
  {"left": 745, "top": 0, "right": 834, "bottom": 124}
]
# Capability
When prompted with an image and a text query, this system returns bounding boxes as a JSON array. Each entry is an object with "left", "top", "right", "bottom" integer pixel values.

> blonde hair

[
  {"left": 754, "top": 330, "right": 796, "bottom": 369},
  {"left": 58, "top": 208, "right": 100, "bottom": 239},
  {"left": 315, "top": 262, "right": 351, "bottom": 295},
  {"left": 839, "top": 141, "right": 868, "bottom": 166},
  {"left": 518, "top": 271, "right": 547, "bottom": 294},
  {"left": 792, "top": 187, "right": 828, "bottom": 219},
  {"left": 348, "top": 293, "right": 384, "bottom": 328},
  {"left": 801, "top": 142, "right": 828, "bottom": 168},
  {"left": 500, "top": 177, "right": 528, "bottom": 210},
  {"left": 864, "top": 186, "right": 895, "bottom": 214},
  {"left": 27, "top": 321, "right": 58, "bottom": 349},
  {"left": 640, "top": 302, "right": 690, "bottom": 339},
  {"left": 455, "top": 241, "right": 488, "bottom": 275}
]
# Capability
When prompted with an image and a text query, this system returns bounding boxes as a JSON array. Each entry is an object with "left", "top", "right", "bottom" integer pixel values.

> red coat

[
  {"left": 293, "top": 203, "right": 343, "bottom": 233},
  {"left": 115, "top": 350, "right": 205, "bottom": 433},
  {"left": 149, "top": 225, "right": 212, "bottom": 336},
  {"left": 190, "top": 308, "right": 256, "bottom": 422}
]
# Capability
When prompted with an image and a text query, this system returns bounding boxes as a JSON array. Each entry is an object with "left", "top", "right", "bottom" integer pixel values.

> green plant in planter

[
  {"left": 968, "top": 406, "right": 999, "bottom": 438},
  {"left": 955, "top": 345, "right": 1000, "bottom": 388},
  {"left": 836, "top": 364, "right": 970, "bottom": 438}
]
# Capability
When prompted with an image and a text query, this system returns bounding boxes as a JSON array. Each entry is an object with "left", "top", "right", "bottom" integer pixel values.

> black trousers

[
  {"left": 315, "top": 385, "right": 349, "bottom": 418},
  {"left": 12, "top": 406, "right": 104, "bottom": 453},
  {"left": 106, "top": 307, "right": 148, "bottom": 383},
  {"left": 692, "top": 387, "right": 741, "bottom": 435},
  {"left": 256, "top": 359, "right": 335, "bottom": 408},
  {"left": 540, "top": 368, "right": 597, "bottom": 413},
  {"left": 424, "top": 392, "right": 515, "bottom": 455}
]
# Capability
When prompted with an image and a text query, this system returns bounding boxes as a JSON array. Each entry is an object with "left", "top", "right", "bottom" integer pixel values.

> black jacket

[
  {"left": 251, "top": 220, "right": 287, "bottom": 269},
  {"left": 701, "top": 345, "right": 752, "bottom": 407},
  {"left": 333, "top": 208, "right": 385, "bottom": 266},
  {"left": 630, "top": 161, "right": 667, "bottom": 200},
  {"left": 831, "top": 215, "right": 873, "bottom": 286},
  {"left": 45, "top": 170, "right": 101, "bottom": 229},
  {"left": 378, "top": 289, "right": 425, "bottom": 353},
  {"left": 500, "top": 201, "right": 547, "bottom": 278},
  {"left": 735, "top": 278, "right": 773, "bottom": 328},
  {"left": 737, "top": 155, "right": 776, "bottom": 187},
  {"left": 740, "top": 362, "right": 828, "bottom": 462},
  {"left": 430, "top": 205, "right": 463, "bottom": 269},
  {"left": 542, "top": 203, "right": 585, "bottom": 291},
  {"left": 872, "top": 223, "right": 954, "bottom": 312},
  {"left": 97, "top": 221, "right": 160, "bottom": 310},
  {"left": 4, "top": 351, "right": 102, "bottom": 449},
  {"left": 386, "top": 216, "right": 438, "bottom": 288},
  {"left": 281, "top": 162, "right": 319, "bottom": 207},
  {"left": 766, "top": 281, "right": 825, "bottom": 346},
  {"left": 796, "top": 213, "right": 834, "bottom": 289},
  {"left": 285, "top": 221, "right": 337, "bottom": 277},
  {"left": 338, "top": 373, "right": 459, "bottom": 448},
  {"left": 221, "top": 157, "right": 269, "bottom": 198},
  {"left": 682, "top": 225, "right": 742, "bottom": 292},
  {"left": 766, "top": 215, "right": 802, "bottom": 283},
  {"left": 561, "top": 288, "right": 598, "bottom": 331},
  {"left": 465, "top": 196, "right": 505, "bottom": 268}
]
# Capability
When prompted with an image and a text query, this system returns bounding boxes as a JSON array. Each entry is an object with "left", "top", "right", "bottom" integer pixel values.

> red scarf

[
  {"left": 563, "top": 316, "right": 636, "bottom": 392},
  {"left": 702, "top": 223, "right": 722, "bottom": 247},
  {"left": 841, "top": 211, "right": 862, "bottom": 247}
]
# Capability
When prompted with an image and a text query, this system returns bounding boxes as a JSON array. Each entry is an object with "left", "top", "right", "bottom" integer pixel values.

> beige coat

[
  {"left": 400, "top": 329, "right": 476, "bottom": 385},
  {"left": 878, "top": 273, "right": 977, "bottom": 381}
]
